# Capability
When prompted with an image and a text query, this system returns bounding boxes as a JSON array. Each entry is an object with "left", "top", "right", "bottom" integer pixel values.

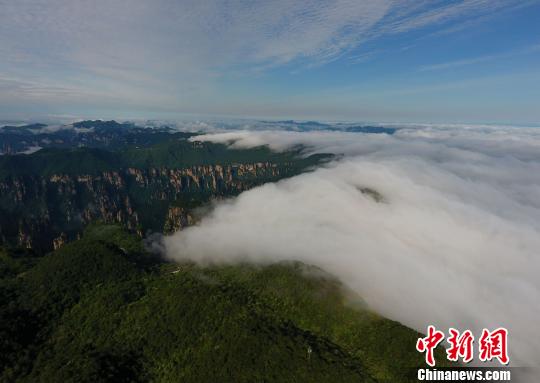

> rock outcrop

[{"left": 0, "top": 162, "right": 297, "bottom": 252}]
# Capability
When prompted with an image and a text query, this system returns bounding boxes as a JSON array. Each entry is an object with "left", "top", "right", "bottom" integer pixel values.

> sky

[{"left": 1, "top": 0, "right": 540, "bottom": 124}]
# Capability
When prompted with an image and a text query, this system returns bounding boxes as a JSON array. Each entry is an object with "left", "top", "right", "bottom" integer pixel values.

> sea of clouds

[{"left": 162, "top": 124, "right": 540, "bottom": 367}]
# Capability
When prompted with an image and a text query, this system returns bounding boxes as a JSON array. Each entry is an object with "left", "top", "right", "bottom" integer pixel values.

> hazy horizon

[{"left": 2, "top": 115, "right": 540, "bottom": 130}]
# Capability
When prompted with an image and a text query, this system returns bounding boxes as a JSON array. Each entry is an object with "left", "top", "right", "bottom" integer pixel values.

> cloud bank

[{"left": 163, "top": 125, "right": 540, "bottom": 367}]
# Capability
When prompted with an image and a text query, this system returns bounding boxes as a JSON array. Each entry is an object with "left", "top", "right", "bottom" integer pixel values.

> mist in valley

[{"left": 163, "top": 125, "right": 540, "bottom": 367}]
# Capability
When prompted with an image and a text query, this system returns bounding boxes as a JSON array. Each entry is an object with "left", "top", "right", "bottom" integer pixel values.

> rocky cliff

[{"left": 0, "top": 162, "right": 301, "bottom": 252}]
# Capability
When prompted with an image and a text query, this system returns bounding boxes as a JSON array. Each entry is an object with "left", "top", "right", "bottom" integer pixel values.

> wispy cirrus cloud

[
  {"left": 0, "top": 0, "right": 536, "bottom": 116},
  {"left": 419, "top": 43, "right": 540, "bottom": 72}
]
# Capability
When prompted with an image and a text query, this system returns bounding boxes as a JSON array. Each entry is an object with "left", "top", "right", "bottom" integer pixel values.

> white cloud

[{"left": 164, "top": 125, "right": 540, "bottom": 368}]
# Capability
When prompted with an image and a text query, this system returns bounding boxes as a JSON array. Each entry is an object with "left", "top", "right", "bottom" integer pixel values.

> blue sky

[{"left": 1, "top": 0, "right": 539, "bottom": 124}]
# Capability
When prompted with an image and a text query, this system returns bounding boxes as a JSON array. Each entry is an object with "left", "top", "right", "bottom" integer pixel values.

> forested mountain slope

[{"left": 0, "top": 225, "right": 448, "bottom": 382}]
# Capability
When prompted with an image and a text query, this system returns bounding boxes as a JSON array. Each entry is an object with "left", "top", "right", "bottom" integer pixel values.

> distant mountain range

[
  {"left": 0, "top": 120, "right": 330, "bottom": 252},
  {"left": 0, "top": 119, "right": 397, "bottom": 155},
  {"left": 0, "top": 120, "right": 180, "bottom": 155},
  {"left": 257, "top": 120, "right": 399, "bottom": 134}
]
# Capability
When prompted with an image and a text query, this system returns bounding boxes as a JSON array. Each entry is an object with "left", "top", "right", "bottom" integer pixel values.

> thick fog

[{"left": 163, "top": 125, "right": 540, "bottom": 366}]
